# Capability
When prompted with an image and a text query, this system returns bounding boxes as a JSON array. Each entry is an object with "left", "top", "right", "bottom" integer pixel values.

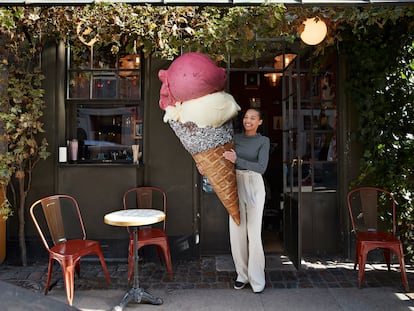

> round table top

[{"left": 104, "top": 209, "right": 165, "bottom": 227}]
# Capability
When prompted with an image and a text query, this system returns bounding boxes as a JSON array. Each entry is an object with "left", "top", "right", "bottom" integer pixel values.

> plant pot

[
  {"left": 0, "top": 217, "right": 5, "bottom": 264},
  {"left": 0, "top": 186, "right": 6, "bottom": 264}
]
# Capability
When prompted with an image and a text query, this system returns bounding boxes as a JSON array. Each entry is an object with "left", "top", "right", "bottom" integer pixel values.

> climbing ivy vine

[{"left": 341, "top": 17, "right": 414, "bottom": 261}]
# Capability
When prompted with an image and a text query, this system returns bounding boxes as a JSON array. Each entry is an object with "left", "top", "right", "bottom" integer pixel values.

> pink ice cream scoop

[{"left": 158, "top": 52, "right": 226, "bottom": 110}]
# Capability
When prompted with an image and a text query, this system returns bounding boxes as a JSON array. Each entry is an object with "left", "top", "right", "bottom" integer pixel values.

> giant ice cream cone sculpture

[{"left": 158, "top": 52, "right": 240, "bottom": 225}]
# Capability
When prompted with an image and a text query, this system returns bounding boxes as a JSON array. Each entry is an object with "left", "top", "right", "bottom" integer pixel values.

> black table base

[
  {"left": 113, "top": 227, "right": 163, "bottom": 311},
  {"left": 113, "top": 287, "right": 162, "bottom": 310}
]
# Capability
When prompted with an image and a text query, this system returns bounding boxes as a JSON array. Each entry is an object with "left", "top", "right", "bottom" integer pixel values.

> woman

[{"left": 223, "top": 108, "right": 270, "bottom": 294}]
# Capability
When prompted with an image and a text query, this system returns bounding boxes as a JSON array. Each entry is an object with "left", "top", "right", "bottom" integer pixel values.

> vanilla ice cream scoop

[{"left": 163, "top": 91, "right": 240, "bottom": 128}]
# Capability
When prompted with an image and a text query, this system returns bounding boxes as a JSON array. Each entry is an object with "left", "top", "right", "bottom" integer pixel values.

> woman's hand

[
  {"left": 196, "top": 163, "right": 204, "bottom": 175},
  {"left": 223, "top": 149, "right": 237, "bottom": 164}
]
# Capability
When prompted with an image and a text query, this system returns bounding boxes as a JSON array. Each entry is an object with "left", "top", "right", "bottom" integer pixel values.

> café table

[{"left": 104, "top": 209, "right": 165, "bottom": 310}]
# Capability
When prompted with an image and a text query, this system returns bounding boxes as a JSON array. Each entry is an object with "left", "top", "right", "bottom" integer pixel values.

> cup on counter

[
  {"left": 132, "top": 144, "right": 139, "bottom": 164},
  {"left": 70, "top": 139, "right": 78, "bottom": 162},
  {"left": 59, "top": 146, "right": 67, "bottom": 163}
]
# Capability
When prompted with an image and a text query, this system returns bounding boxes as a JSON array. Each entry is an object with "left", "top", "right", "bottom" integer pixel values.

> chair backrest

[
  {"left": 30, "top": 195, "right": 87, "bottom": 250},
  {"left": 123, "top": 187, "right": 167, "bottom": 231},
  {"left": 347, "top": 187, "right": 396, "bottom": 235}
]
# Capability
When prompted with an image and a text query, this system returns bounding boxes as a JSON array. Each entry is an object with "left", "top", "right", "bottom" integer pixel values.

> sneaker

[{"left": 234, "top": 281, "right": 247, "bottom": 290}]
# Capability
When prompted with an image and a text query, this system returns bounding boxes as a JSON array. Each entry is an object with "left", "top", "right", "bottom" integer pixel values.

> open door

[
  {"left": 282, "top": 48, "right": 339, "bottom": 268},
  {"left": 223, "top": 44, "right": 338, "bottom": 263},
  {"left": 282, "top": 57, "right": 302, "bottom": 270}
]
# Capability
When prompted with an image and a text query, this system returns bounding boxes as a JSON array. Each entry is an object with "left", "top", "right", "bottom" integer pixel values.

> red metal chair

[
  {"left": 30, "top": 195, "right": 111, "bottom": 305},
  {"left": 347, "top": 187, "right": 409, "bottom": 291},
  {"left": 123, "top": 187, "right": 173, "bottom": 282}
]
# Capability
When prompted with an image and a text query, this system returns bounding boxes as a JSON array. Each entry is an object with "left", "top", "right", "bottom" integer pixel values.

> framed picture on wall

[
  {"left": 249, "top": 97, "right": 261, "bottom": 108},
  {"left": 244, "top": 73, "right": 260, "bottom": 89}
]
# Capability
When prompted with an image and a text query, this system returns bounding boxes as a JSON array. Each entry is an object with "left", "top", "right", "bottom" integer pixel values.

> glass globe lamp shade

[{"left": 300, "top": 18, "right": 327, "bottom": 45}]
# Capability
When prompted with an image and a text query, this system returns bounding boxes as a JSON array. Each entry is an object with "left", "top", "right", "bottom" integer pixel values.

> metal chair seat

[
  {"left": 123, "top": 187, "right": 173, "bottom": 282},
  {"left": 347, "top": 187, "right": 409, "bottom": 291},
  {"left": 30, "top": 194, "right": 111, "bottom": 305}
]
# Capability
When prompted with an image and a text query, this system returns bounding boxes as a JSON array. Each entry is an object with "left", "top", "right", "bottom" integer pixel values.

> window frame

[{"left": 65, "top": 46, "right": 143, "bottom": 164}]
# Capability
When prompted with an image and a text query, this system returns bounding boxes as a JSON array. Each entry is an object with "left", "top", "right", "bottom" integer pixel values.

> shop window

[
  {"left": 285, "top": 57, "right": 338, "bottom": 192},
  {"left": 66, "top": 46, "right": 142, "bottom": 164}
]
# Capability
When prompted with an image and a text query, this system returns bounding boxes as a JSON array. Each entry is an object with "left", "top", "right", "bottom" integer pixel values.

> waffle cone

[{"left": 193, "top": 142, "right": 240, "bottom": 225}]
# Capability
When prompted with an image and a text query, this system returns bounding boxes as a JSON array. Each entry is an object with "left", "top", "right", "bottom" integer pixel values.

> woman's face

[{"left": 243, "top": 109, "right": 262, "bottom": 134}]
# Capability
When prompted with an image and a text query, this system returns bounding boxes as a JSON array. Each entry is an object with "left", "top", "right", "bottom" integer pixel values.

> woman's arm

[{"left": 233, "top": 137, "right": 270, "bottom": 174}]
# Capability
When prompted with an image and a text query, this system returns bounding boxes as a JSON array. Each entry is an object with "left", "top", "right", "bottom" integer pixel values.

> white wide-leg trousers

[{"left": 230, "top": 169, "right": 266, "bottom": 292}]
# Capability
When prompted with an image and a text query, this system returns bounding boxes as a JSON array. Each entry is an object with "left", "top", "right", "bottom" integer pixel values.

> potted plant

[
  {"left": 0, "top": 185, "right": 12, "bottom": 264},
  {"left": 0, "top": 159, "right": 14, "bottom": 264},
  {"left": 0, "top": 71, "right": 49, "bottom": 266}
]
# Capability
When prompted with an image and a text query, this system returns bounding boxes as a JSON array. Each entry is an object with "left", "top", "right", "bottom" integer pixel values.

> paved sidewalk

[
  {"left": 44, "top": 287, "right": 414, "bottom": 311},
  {"left": 0, "top": 255, "right": 413, "bottom": 310}
]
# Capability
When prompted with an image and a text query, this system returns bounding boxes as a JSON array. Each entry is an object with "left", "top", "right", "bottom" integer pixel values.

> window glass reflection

[{"left": 76, "top": 107, "right": 137, "bottom": 162}]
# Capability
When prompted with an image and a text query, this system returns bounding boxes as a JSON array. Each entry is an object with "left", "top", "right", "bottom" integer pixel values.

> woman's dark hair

[{"left": 246, "top": 107, "right": 264, "bottom": 120}]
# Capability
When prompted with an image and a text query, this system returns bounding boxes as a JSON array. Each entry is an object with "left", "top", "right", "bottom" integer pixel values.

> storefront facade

[
  {"left": 4, "top": 1, "right": 411, "bottom": 267},
  {"left": 3, "top": 42, "right": 350, "bottom": 266}
]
